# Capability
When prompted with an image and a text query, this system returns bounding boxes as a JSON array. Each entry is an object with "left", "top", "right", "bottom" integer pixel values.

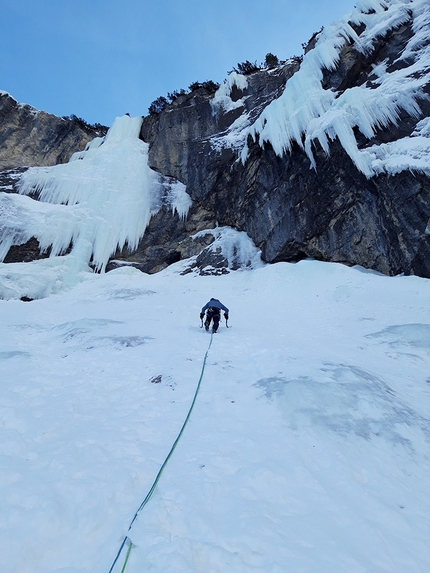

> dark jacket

[{"left": 201, "top": 298, "right": 229, "bottom": 314}]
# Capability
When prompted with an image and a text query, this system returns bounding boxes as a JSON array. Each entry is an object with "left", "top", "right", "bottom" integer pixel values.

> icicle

[{"left": 240, "top": 0, "right": 430, "bottom": 177}]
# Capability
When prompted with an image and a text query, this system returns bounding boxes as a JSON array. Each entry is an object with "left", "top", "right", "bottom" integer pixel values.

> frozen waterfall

[
  {"left": 0, "top": 115, "right": 191, "bottom": 299},
  {"left": 17, "top": 115, "right": 155, "bottom": 272}
]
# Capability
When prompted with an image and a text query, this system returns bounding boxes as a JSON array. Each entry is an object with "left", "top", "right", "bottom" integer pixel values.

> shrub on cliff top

[
  {"left": 148, "top": 96, "right": 168, "bottom": 115},
  {"left": 264, "top": 53, "right": 279, "bottom": 68},
  {"left": 234, "top": 60, "right": 260, "bottom": 75},
  {"left": 64, "top": 115, "right": 108, "bottom": 136},
  {"left": 188, "top": 80, "right": 220, "bottom": 93}
]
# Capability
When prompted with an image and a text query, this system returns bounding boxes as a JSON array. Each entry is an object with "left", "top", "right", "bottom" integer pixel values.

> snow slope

[{"left": 1, "top": 258, "right": 430, "bottom": 573}]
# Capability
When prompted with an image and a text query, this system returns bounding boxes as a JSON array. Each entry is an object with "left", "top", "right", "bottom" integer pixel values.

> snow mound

[
  {"left": 186, "top": 227, "right": 264, "bottom": 274},
  {"left": 203, "top": 227, "right": 263, "bottom": 269},
  {"left": 0, "top": 255, "right": 92, "bottom": 300}
]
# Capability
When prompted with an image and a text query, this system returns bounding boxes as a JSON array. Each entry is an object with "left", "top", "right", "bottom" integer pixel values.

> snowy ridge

[{"left": 240, "top": 0, "right": 430, "bottom": 177}]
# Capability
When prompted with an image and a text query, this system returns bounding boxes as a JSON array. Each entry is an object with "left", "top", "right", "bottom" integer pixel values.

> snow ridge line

[{"left": 107, "top": 331, "right": 215, "bottom": 573}]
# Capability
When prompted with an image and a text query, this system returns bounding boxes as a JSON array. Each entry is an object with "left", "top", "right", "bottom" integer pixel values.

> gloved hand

[
  {"left": 224, "top": 313, "right": 229, "bottom": 320},
  {"left": 200, "top": 313, "right": 204, "bottom": 320}
]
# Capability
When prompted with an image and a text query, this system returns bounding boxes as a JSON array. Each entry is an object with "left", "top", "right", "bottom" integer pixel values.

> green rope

[
  {"left": 119, "top": 540, "right": 133, "bottom": 573},
  {"left": 108, "top": 332, "right": 214, "bottom": 573}
]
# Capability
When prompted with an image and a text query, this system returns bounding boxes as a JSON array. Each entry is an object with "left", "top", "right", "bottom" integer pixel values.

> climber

[{"left": 200, "top": 298, "right": 229, "bottom": 333}]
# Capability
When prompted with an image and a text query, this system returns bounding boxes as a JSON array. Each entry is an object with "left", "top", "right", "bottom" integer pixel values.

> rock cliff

[
  {"left": 1, "top": 0, "right": 430, "bottom": 280},
  {"left": 134, "top": 0, "right": 430, "bottom": 277},
  {"left": 0, "top": 91, "right": 105, "bottom": 170}
]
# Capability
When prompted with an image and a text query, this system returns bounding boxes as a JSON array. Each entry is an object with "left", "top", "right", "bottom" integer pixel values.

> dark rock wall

[
  {"left": 133, "top": 16, "right": 430, "bottom": 278},
  {"left": 140, "top": 61, "right": 300, "bottom": 184}
]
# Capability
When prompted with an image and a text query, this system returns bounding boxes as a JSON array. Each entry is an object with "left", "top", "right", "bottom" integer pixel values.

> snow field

[{"left": 1, "top": 259, "right": 430, "bottom": 572}]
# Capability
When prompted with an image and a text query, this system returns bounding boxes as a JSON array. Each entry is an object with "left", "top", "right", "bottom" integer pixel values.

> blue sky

[{"left": 1, "top": 0, "right": 355, "bottom": 127}]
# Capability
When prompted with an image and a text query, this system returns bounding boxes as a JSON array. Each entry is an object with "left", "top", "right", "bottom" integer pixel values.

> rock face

[
  {"left": 133, "top": 3, "right": 430, "bottom": 278},
  {"left": 1, "top": 0, "right": 430, "bottom": 279},
  {"left": 0, "top": 92, "right": 104, "bottom": 170}
]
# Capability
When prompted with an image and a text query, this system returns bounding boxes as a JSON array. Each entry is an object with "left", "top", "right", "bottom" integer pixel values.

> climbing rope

[
  {"left": 107, "top": 331, "right": 214, "bottom": 573},
  {"left": 119, "top": 540, "right": 132, "bottom": 573}
]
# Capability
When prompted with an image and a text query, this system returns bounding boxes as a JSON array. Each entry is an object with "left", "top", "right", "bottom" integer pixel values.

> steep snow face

[
  {"left": 241, "top": 0, "right": 430, "bottom": 177},
  {"left": 0, "top": 115, "right": 192, "bottom": 295},
  {"left": 1, "top": 260, "right": 430, "bottom": 572}
]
